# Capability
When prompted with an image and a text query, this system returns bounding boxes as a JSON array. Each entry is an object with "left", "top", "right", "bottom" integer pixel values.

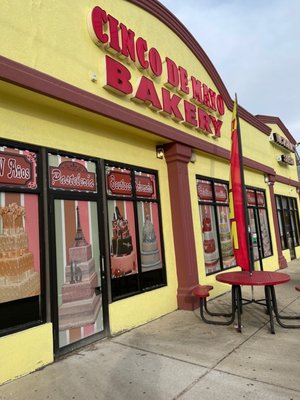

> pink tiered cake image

[
  {"left": 141, "top": 215, "right": 162, "bottom": 271},
  {"left": 0, "top": 203, "right": 40, "bottom": 303},
  {"left": 59, "top": 207, "right": 101, "bottom": 331},
  {"left": 110, "top": 206, "right": 136, "bottom": 277},
  {"left": 202, "top": 208, "right": 219, "bottom": 272},
  {"left": 219, "top": 211, "right": 235, "bottom": 267}
]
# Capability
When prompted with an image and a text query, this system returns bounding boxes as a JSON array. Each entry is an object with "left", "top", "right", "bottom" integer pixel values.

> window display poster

[
  {"left": 137, "top": 202, "right": 162, "bottom": 272},
  {"left": 200, "top": 204, "right": 220, "bottom": 274},
  {"left": 0, "top": 147, "right": 37, "bottom": 190},
  {"left": 54, "top": 199, "right": 103, "bottom": 348},
  {"left": 106, "top": 166, "right": 132, "bottom": 198},
  {"left": 259, "top": 209, "right": 272, "bottom": 257},
  {"left": 107, "top": 200, "right": 138, "bottom": 278},
  {"left": 135, "top": 171, "right": 157, "bottom": 200},
  {"left": 248, "top": 209, "right": 259, "bottom": 261},
  {"left": 197, "top": 179, "right": 213, "bottom": 202},
  {"left": 0, "top": 192, "right": 40, "bottom": 304},
  {"left": 217, "top": 206, "right": 235, "bottom": 268},
  {"left": 48, "top": 154, "right": 97, "bottom": 193}
]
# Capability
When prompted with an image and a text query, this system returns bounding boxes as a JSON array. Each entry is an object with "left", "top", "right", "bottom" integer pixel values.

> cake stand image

[
  {"left": 0, "top": 203, "right": 40, "bottom": 303},
  {"left": 58, "top": 206, "right": 101, "bottom": 331}
]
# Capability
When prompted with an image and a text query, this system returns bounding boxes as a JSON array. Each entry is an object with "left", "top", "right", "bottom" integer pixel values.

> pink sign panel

[
  {"left": 135, "top": 175, "right": 155, "bottom": 198},
  {"left": 0, "top": 151, "right": 37, "bottom": 189},
  {"left": 106, "top": 170, "right": 132, "bottom": 196},
  {"left": 197, "top": 180, "right": 227, "bottom": 202},
  {"left": 50, "top": 161, "right": 97, "bottom": 192},
  {"left": 214, "top": 183, "right": 228, "bottom": 203},
  {"left": 247, "top": 190, "right": 265, "bottom": 206},
  {"left": 197, "top": 180, "right": 213, "bottom": 201}
]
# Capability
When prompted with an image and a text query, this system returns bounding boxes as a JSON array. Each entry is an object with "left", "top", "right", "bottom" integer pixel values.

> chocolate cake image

[{"left": 110, "top": 206, "right": 136, "bottom": 277}]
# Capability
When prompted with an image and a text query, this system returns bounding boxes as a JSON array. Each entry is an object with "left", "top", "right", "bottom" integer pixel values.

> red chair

[{"left": 192, "top": 285, "right": 235, "bottom": 325}]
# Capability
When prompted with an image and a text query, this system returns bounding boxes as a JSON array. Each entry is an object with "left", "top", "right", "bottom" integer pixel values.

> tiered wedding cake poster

[
  {"left": 0, "top": 202, "right": 40, "bottom": 303},
  {"left": 110, "top": 203, "right": 137, "bottom": 278},
  {"left": 49, "top": 155, "right": 104, "bottom": 347},
  {"left": 219, "top": 207, "right": 235, "bottom": 268},
  {"left": 106, "top": 167, "right": 162, "bottom": 277},
  {"left": 58, "top": 205, "right": 101, "bottom": 332},
  {"left": 0, "top": 148, "right": 40, "bottom": 304},
  {"left": 201, "top": 205, "right": 220, "bottom": 272},
  {"left": 140, "top": 207, "right": 162, "bottom": 272}
]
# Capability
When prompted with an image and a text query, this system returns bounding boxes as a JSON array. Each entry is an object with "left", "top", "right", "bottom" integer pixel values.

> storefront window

[
  {"left": 246, "top": 188, "right": 272, "bottom": 263},
  {"left": 106, "top": 164, "right": 166, "bottom": 299},
  {"left": 197, "top": 177, "right": 235, "bottom": 275},
  {"left": 0, "top": 144, "right": 44, "bottom": 334},
  {"left": 276, "top": 195, "right": 300, "bottom": 255}
]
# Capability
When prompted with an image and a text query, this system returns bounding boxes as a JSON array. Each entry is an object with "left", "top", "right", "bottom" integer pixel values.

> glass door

[
  {"left": 48, "top": 152, "right": 107, "bottom": 354},
  {"left": 54, "top": 199, "right": 105, "bottom": 349},
  {"left": 283, "top": 208, "right": 296, "bottom": 260},
  {"left": 247, "top": 189, "right": 272, "bottom": 270}
]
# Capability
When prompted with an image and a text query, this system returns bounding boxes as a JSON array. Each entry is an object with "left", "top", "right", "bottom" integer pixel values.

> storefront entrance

[
  {"left": 276, "top": 195, "right": 300, "bottom": 261},
  {"left": 48, "top": 153, "right": 108, "bottom": 355},
  {"left": 247, "top": 189, "right": 273, "bottom": 270}
]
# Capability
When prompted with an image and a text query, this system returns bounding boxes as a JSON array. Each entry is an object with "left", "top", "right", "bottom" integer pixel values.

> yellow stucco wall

[
  {"left": 0, "top": 80, "right": 178, "bottom": 331},
  {"left": 0, "top": 0, "right": 296, "bottom": 177},
  {"left": 0, "top": 0, "right": 299, "bottom": 384},
  {"left": 0, "top": 324, "right": 53, "bottom": 386}
]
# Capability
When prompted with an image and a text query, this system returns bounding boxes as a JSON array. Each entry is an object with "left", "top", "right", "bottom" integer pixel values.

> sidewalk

[{"left": 1, "top": 260, "right": 300, "bottom": 400}]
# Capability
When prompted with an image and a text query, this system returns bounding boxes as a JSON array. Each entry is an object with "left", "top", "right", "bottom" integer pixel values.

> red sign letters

[
  {"left": 88, "top": 5, "right": 225, "bottom": 138},
  {"left": 106, "top": 170, "right": 154, "bottom": 198},
  {"left": 50, "top": 161, "right": 96, "bottom": 192},
  {"left": 0, "top": 151, "right": 36, "bottom": 189}
]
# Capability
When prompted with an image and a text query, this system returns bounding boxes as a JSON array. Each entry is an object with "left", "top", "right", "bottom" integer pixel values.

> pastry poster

[
  {"left": 137, "top": 202, "right": 162, "bottom": 272},
  {"left": 259, "top": 208, "right": 272, "bottom": 257},
  {"left": 217, "top": 206, "right": 235, "bottom": 268},
  {"left": 0, "top": 192, "right": 40, "bottom": 304},
  {"left": 48, "top": 154, "right": 97, "bottom": 193},
  {"left": 200, "top": 204, "right": 220, "bottom": 274},
  {"left": 107, "top": 200, "right": 138, "bottom": 278},
  {"left": 54, "top": 199, "right": 104, "bottom": 348}
]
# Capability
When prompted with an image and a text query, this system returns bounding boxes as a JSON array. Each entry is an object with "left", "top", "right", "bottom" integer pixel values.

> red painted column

[
  {"left": 163, "top": 142, "right": 199, "bottom": 310},
  {"left": 267, "top": 175, "right": 288, "bottom": 269}
]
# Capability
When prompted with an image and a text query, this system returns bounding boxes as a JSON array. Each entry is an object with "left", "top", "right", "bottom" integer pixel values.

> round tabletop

[{"left": 216, "top": 270, "right": 291, "bottom": 286}]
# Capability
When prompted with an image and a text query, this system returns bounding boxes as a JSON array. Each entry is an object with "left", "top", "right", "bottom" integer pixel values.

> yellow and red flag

[{"left": 229, "top": 95, "right": 251, "bottom": 271}]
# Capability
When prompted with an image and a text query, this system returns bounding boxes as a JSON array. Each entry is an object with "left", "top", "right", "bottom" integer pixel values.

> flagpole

[{"left": 235, "top": 94, "right": 254, "bottom": 275}]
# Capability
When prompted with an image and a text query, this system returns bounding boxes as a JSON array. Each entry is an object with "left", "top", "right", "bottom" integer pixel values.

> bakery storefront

[{"left": 0, "top": 0, "right": 300, "bottom": 385}]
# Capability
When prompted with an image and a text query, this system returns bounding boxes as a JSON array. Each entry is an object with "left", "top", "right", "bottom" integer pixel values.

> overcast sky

[{"left": 159, "top": 0, "right": 300, "bottom": 143}]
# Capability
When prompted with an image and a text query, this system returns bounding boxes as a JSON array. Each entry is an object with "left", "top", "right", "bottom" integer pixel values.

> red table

[
  {"left": 216, "top": 270, "right": 292, "bottom": 333},
  {"left": 216, "top": 271, "right": 290, "bottom": 287}
]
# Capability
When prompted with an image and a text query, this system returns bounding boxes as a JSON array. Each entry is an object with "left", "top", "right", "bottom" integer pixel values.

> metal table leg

[
  {"left": 265, "top": 286, "right": 275, "bottom": 334},
  {"left": 234, "top": 285, "right": 242, "bottom": 332},
  {"left": 270, "top": 286, "right": 300, "bottom": 329}
]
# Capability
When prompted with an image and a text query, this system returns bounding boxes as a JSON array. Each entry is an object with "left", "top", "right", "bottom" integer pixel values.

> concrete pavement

[{"left": 1, "top": 259, "right": 300, "bottom": 399}]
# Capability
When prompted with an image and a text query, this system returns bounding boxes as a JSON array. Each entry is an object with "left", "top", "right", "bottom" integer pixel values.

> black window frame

[
  {"left": 196, "top": 175, "right": 236, "bottom": 276},
  {"left": 246, "top": 186, "right": 273, "bottom": 264},
  {"left": 0, "top": 139, "right": 46, "bottom": 337},
  {"left": 276, "top": 195, "right": 300, "bottom": 250},
  {"left": 105, "top": 160, "right": 167, "bottom": 300}
]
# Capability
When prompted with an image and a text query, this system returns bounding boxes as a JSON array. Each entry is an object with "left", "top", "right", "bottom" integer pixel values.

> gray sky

[{"left": 159, "top": 0, "right": 300, "bottom": 143}]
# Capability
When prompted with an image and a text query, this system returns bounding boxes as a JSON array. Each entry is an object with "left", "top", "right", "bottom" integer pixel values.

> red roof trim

[{"left": 256, "top": 115, "right": 296, "bottom": 145}]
